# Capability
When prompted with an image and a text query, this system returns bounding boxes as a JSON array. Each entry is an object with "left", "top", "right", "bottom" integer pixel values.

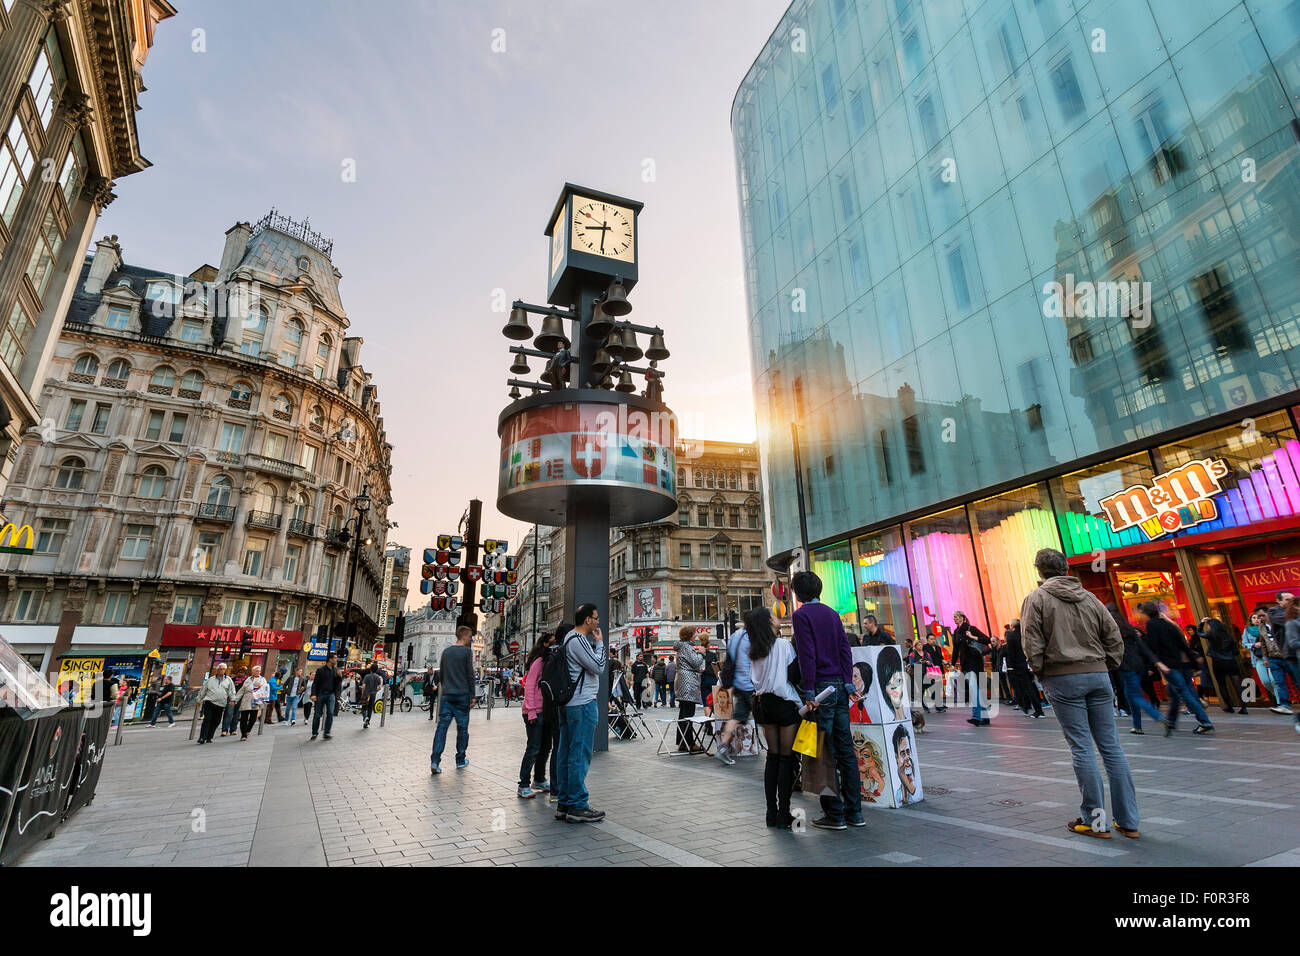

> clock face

[
  {"left": 570, "top": 197, "right": 635, "bottom": 263},
  {"left": 549, "top": 206, "right": 566, "bottom": 276}
]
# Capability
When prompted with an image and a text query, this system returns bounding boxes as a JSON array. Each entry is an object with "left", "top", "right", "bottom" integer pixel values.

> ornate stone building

[
  {"left": 607, "top": 438, "right": 769, "bottom": 658},
  {"left": 0, "top": 0, "right": 175, "bottom": 485},
  {"left": 0, "top": 212, "right": 395, "bottom": 685}
]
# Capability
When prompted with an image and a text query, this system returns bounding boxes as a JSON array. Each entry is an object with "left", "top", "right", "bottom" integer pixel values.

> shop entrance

[{"left": 1105, "top": 553, "right": 1195, "bottom": 630}]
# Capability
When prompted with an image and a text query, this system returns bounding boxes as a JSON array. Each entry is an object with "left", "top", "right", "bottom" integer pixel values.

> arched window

[
  {"left": 272, "top": 393, "right": 293, "bottom": 419},
  {"left": 180, "top": 370, "right": 204, "bottom": 395},
  {"left": 281, "top": 318, "right": 305, "bottom": 368},
  {"left": 309, "top": 405, "right": 324, "bottom": 429},
  {"left": 72, "top": 354, "right": 99, "bottom": 376},
  {"left": 55, "top": 456, "right": 86, "bottom": 489},
  {"left": 149, "top": 366, "right": 175, "bottom": 390},
  {"left": 104, "top": 359, "right": 130, "bottom": 381},
  {"left": 240, "top": 304, "right": 268, "bottom": 357},
  {"left": 253, "top": 482, "right": 277, "bottom": 514},
  {"left": 729, "top": 472, "right": 739, "bottom": 490},
  {"left": 206, "top": 474, "right": 232, "bottom": 506},
  {"left": 137, "top": 464, "right": 167, "bottom": 498},
  {"left": 314, "top": 333, "right": 332, "bottom": 380},
  {"left": 292, "top": 492, "right": 310, "bottom": 523},
  {"left": 330, "top": 504, "right": 344, "bottom": 531},
  {"left": 229, "top": 381, "right": 253, "bottom": 405}
]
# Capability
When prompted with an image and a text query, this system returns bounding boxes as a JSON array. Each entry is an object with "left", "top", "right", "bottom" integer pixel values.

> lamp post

[{"left": 340, "top": 483, "right": 372, "bottom": 657}]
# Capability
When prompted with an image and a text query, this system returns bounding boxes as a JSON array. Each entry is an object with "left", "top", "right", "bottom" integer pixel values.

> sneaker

[
  {"left": 715, "top": 746, "right": 736, "bottom": 766},
  {"left": 812, "top": 816, "right": 847, "bottom": 831},
  {"left": 966, "top": 717, "right": 981, "bottom": 726},
  {"left": 323, "top": 734, "right": 332, "bottom": 740},
  {"left": 566, "top": 807, "right": 604, "bottom": 823},
  {"left": 846, "top": 816, "right": 867, "bottom": 828},
  {"left": 310, "top": 734, "right": 318, "bottom": 740},
  {"left": 1129, "top": 728, "right": 1144, "bottom": 735},
  {"left": 1032, "top": 713, "right": 1046, "bottom": 719},
  {"left": 1066, "top": 818, "right": 1111, "bottom": 839},
  {"left": 291, "top": 720, "right": 296, "bottom": 725},
  {"left": 1270, "top": 705, "right": 1293, "bottom": 715},
  {"left": 431, "top": 761, "right": 441, "bottom": 774},
  {"left": 456, "top": 760, "right": 469, "bottom": 769},
  {"left": 517, "top": 786, "right": 535, "bottom": 799},
  {"left": 1193, "top": 723, "right": 1215, "bottom": 735},
  {"left": 533, "top": 780, "right": 549, "bottom": 792},
  {"left": 554, "top": 806, "right": 569, "bottom": 820}
]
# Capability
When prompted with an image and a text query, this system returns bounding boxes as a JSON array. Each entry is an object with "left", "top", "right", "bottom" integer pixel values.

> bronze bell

[
  {"left": 508, "top": 385, "right": 522, "bottom": 399},
  {"left": 644, "top": 332, "right": 669, "bottom": 361},
  {"left": 591, "top": 348, "right": 613, "bottom": 376},
  {"left": 615, "top": 369, "right": 636, "bottom": 392},
  {"left": 602, "top": 331, "right": 626, "bottom": 360},
  {"left": 586, "top": 302, "right": 616, "bottom": 341},
  {"left": 509, "top": 354, "right": 529, "bottom": 375},
  {"left": 619, "top": 328, "right": 643, "bottom": 363},
  {"left": 599, "top": 372, "right": 614, "bottom": 389},
  {"left": 603, "top": 279, "right": 632, "bottom": 316},
  {"left": 502, "top": 305, "right": 532, "bottom": 341},
  {"left": 534, "top": 314, "right": 569, "bottom": 353}
]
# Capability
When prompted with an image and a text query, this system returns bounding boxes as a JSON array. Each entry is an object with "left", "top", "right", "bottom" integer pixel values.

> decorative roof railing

[{"left": 251, "top": 208, "right": 334, "bottom": 258}]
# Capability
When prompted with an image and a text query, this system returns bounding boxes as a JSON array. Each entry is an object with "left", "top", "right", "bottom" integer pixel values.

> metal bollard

[
  {"left": 188, "top": 691, "right": 201, "bottom": 741},
  {"left": 379, "top": 686, "right": 387, "bottom": 728},
  {"left": 113, "top": 699, "right": 125, "bottom": 747},
  {"left": 257, "top": 702, "right": 265, "bottom": 735}
]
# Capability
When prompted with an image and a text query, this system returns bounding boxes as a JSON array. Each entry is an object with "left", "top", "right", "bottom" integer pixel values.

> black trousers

[
  {"left": 519, "top": 713, "right": 544, "bottom": 787},
  {"left": 1009, "top": 670, "right": 1042, "bottom": 715},
  {"left": 536, "top": 710, "right": 558, "bottom": 783},
  {"left": 1210, "top": 658, "right": 1243, "bottom": 710},
  {"left": 302, "top": 699, "right": 313, "bottom": 720},
  {"left": 362, "top": 693, "right": 377, "bottom": 725},
  {"left": 676, "top": 700, "right": 697, "bottom": 749},
  {"left": 1109, "top": 668, "right": 1127, "bottom": 712},
  {"left": 238, "top": 710, "right": 258, "bottom": 737},
  {"left": 199, "top": 701, "right": 223, "bottom": 742}
]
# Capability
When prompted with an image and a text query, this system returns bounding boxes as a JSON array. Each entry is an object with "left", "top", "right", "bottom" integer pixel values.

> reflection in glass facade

[{"left": 732, "top": 0, "right": 1300, "bottom": 559}]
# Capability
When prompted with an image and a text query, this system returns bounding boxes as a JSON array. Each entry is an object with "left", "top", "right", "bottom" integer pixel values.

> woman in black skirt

[{"left": 748, "top": 606, "right": 802, "bottom": 828}]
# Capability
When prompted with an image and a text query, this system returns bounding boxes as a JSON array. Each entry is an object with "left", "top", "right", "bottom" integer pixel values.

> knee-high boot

[
  {"left": 763, "top": 752, "right": 781, "bottom": 825},
  {"left": 777, "top": 754, "right": 797, "bottom": 827}
]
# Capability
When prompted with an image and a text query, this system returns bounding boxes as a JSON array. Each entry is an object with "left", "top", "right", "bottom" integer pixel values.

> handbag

[
  {"left": 792, "top": 718, "right": 818, "bottom": 758},
  {"left": 800, "top": 730, "right": 839, "bottom": 798}
]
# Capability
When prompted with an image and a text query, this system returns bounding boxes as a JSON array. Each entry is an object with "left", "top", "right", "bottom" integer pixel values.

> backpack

[{"left": 540, "top": 634, "right": 581, "bottom": 708}]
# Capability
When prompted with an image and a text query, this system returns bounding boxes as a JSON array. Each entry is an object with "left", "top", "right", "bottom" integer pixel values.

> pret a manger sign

[{"left": 1098, "top": 458, "right": 1232, "bottom": 541}]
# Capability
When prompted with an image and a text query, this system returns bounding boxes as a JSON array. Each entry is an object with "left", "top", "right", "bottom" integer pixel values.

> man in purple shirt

[{"left": 791, "top": 570, "right": 864, "bottom": 830}]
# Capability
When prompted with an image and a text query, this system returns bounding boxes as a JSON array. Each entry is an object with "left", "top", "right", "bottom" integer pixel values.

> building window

[
  {"left": 700, "top": 544, "right": 712, "bottom": 570},
  {"left": 13, "top": 589, "right": 41, "bottom": 622},
  {"left": 144, "top": 409, "right": 164, "bottom": 440},
  {"left": 206, "top": 475, "right": 232, "bottom": 506},
  {"left": 181, "top": 369, "right": 203, "bottom": 393},
  {"left": 750, "top": 546, "right": 762, "bottom": 570},
  {"left": 697, "top": 506, "right": 709, "bottom": 527},
  {"left": 748, "top": 505, "right": 760, "bottom": 529},
  {"left": 90, "top": 402, "right": 110, "bottom": 434},
  {"left": 35, "top": 518, "right": 69, "bottom": 554},
  {"left": 242, "top": 539, "right": 267, "bottom": 577},
  {"left": 731, "top": 545, "right": 742, "bottom": 570},
  {"left": 284, "top": 603, "right": 301, "bottom": 631},
  {"left": 678, "top": 504, "right": 689, "bottom": 526},
  {"left": 0, "top": 115, "right": 34, "bottom": 226},
  {"left": 714, "top": 506, "right": 725, "bottom": 527},
  {"left": 679, "top": 543, "right": 691, "bottom": 569},
  {"left": 137, "top": 464, "right": 167, "bottom": 498},
  {"left": 272, "top": 393, "right": 292, "bottom": 419},
  {"left": 179, "top": 319, "right": 204, "bottom": 343},
  {"left": 64, "top": 399, "right": 85, "bottom": 430},
  {"left": 729, "top": 506, "right": 740, "bottom": 528},
  {"left": 28, "top": 30, "right": 66, "bottom": 129},
  {"left": 694, "top": 470, "right": 703, "bottom": 488},
  {"left": 282, "top": 318, "right": 304, "bottom": 367},
  {"left": 300, "top": 443, "right": 318, "bottom": 473},
  {"left": 120, "top": 524, "right": 153, "bottom": 559},
  {"left": 171, "top": 594, "right": 202, "bottom": 624},
  {"left": 25, "top": 207, "right": 63, "bottom": 301},
  {"left": 218, "top": 423, "right": 245, "bottom": 452},
  {"left": 221, "top": 598, "right": 268, "bottom": 628},
  {"left": 681, "top": 588, "right": 719, "bottom": 620},
  {"left": 734, "top": 588, "right": 765, "bottom": 614},
  {"left": 72, "top": 354, "right": 98, "bottom": 376},
  {"left": 229, "top": 381, "right": 252, "bottom": 404},
  {"left": 168, "top": 413, "right": 188, "bottom": 443},
  {"left": 102, "top": 592, "right": 130, "bottom": 624},
  {"left": 104, "top": 306, "right": 131, "bottom": 330},
  {"left": 292, "top": 492, "right": 309, "bottom": 523},
  {"left": 104, "top": 359, "right": 130, "bottom": 382},
  {"left": 321, "top": 552, "right": 337, "bottom": 593},
  {"left": 264, "top": 431, "right": 287, "bottom": 460},
  {"left": 54, "top": 456, "right": 86, "bottom": 489},
  {"left": 149, "top": 366, "right": 175, "bottom": 391},
  {"left": 283, "top": 543, "right": 302, "bottom": 582},
  {"left": 193, "top": 531, "right": 222, "bottom": 572},
  {"left": 240, "top": 304, "right": 268, "bottom": 356},
  {"left": 0, "top": 301, "right": 34, "bottom": 371}
]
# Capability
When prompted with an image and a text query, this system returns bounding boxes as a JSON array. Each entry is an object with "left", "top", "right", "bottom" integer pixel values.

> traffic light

[
  {"left": 728, "top": 609, "right": 740, "bottom": 633},
  {"left": 238, "top": 630, "right": 252, "bottom": 656},
  {"left": 715, "top": 622, "right": 725, "bottom": 643}
]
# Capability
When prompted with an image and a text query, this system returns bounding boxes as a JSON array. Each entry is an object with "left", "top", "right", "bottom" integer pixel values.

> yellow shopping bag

[{"left": 792, "top": 718, "right": 819, "bottom": 758}]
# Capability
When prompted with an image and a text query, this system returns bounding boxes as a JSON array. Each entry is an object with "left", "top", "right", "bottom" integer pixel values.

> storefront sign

[
  {"left": 307, "top": 642, "right": 330, "bottom": 661},
  {"left": 0, "top": 522, "right": 34, "bottom": 555},
  {"left": 162, "top": 625, "right": 304, "bottom": 651},
  {"left": 1098, "top": 458, "right": 1231, "bottom": 541},
  {"left": 630, "top": 585, "right": 662, "bottom": 621},
  {"left": 1235, "top": 559, "right": 1300, "bottom": 595},
  {"left": 378, "top": 553, "right": 395, "bottom": 627}
]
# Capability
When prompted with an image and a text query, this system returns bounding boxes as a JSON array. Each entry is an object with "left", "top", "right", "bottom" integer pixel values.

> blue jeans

[
  {"left": 1164, "top": 669, "right": 1212, "bottom": 727},
  {"left": 1267, "top": 659, "right": 1300, "bottom": 705},
  {"left": 557, "top": 700, "right": 598, "bottom": 810},
  {"left": 964, "top": 670, "right": 986, "bottom": 720},
  {"left": 311, "top": 693, "right": 335, "bottom": 736},
  {"left": 432, "top": 694, "right": 470, "bottom": 766},
  {"left": 222, "top": 701, "right": 239, "bottom": 734},
  {"left": 1118, "top": 670, "right": 1164, "bottom": 731},
  {"left": 284, "top": 694, "right": 300, "bottom": 723},
  {"left": 150, "top": 700, "right": 174, "bottom": 725},
  {"left": 1041, "top": 672, "right": 1139, "bottom": 830},
  {"left": 812, "top": 681, "right": 863, "bottom": 822}
]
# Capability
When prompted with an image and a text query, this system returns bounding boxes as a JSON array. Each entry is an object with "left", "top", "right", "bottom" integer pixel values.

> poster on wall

[
  {"left": 630, "top": 586, "right": 662, "bottom": 621},
  {"left": 850, "top": 645, "right": 910, "bottom": 723},
  {"left": 884, "top": 721, "right": 923, "bottom": 807}
]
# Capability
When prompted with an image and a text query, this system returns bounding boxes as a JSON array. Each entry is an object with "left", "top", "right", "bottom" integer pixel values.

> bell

[
  {"left": 586, "top": 302, "right": 616, "bottom": 340},
  {"left": 599, "top": 371, "right": 614, "bottom": 389},
  {"left": 644, "top": 332, "right": 669, "bottom": 361},
  {"left": 534, "top": 314, "right": 569, "bottom": 353},
  {"left": 509, "top": 354, "right": 529, "bottom": 375},
  {"left": 508, "top": 385, "right": 521, "bottom": 400},
  {"left": 591, "top": 348, "right": 613, "bottom": 376},
  {"left": 603, "top": 279, "right": 632, "bottom": 316},
  {"left": 602, "top": 331, "right": 625, "bottom": 361},
  {"left": 619, "top": 328, "right": 643, "bottom": 363},
  {"left": 615, "top": 369, "right": 636, "bottom": 392},
  {"left": 502, "top": 305, "right": 532, "bottom": 341}
]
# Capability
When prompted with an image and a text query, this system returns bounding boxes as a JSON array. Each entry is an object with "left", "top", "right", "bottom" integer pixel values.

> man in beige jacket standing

[{"left": 1021, "top": 548, "right": 1139, "bottom": 840}]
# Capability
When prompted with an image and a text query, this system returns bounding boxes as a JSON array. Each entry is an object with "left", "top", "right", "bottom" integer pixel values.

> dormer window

[
  {"left": 116, "top": 279, "right": 132, "bottom": 288},
  {"left": 297, "top": 256, "right": 310, "bottom": 273},
  {"left": 179, "top": 319, "right": 203, "bottom": 343},
  {"left": 145, "top": 282, "right": 179, "bottom": 316},
  {"left": 104, "top": 305, "right": 131, "bottom": 330}
]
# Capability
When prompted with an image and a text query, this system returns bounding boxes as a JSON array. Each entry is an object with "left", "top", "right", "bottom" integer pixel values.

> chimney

[
  {"left": 83, "top": 235, "right": 122, "bottom": 296},
  {"left": 218, "top": 221, "right": 251, "bottom": 280}
]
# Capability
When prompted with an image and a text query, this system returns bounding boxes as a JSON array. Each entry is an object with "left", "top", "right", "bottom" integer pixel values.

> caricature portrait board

[
  {"left": 850, "top": 722, "right": 890, "bottom": 806},
  {"left": 850, "top": 645, "right": 911, "bottom": 724},
  {"left": 883, "top": 720, "right": 924, "bottom": 807}
]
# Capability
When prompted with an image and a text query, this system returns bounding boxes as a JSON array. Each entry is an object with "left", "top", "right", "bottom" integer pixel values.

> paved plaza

[{"left": 15, "top": 701, "right": 1300, "bottom": 867}]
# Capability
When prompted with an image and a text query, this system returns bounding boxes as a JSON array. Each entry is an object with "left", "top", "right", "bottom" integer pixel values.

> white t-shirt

[{"left": 750, "top": 637, "right": 801, "bottom": 705}]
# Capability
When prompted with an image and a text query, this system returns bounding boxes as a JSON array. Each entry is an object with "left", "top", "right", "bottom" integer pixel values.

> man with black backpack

[{"left": 541, "top": 603, "right": 608, "bottom": 824}]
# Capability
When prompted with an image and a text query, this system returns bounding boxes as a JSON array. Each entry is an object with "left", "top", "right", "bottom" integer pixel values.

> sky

[{"left": 95, "top": 0, "right": 791, "bottom": 606}]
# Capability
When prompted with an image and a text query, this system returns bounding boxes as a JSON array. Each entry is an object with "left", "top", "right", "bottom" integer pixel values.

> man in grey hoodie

[
  {"left": 1021, "top": 548, "right": 1139, "bottom": 840},
  {"left": 555, "top": 603, "right": 608, "bottom": 824}
]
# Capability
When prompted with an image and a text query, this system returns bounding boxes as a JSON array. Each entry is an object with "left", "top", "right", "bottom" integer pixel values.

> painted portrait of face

[
  {"left": 891, "top": 723, "right": 920, "bottom": 805},
  {"left": 853, "top": 728, "right": 886, "bottom": 802},
  {"left": 874, "top": 646, "right": 906, "bottom": 720}
]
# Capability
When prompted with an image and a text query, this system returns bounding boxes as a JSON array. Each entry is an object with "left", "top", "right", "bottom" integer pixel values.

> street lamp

[{"left": 338, "top": 484, "right": 374, "bottom": 657}]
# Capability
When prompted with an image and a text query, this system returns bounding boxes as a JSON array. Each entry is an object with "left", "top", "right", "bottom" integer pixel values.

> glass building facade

[{"left": 732, "top": 0, "right": 1300, "bottom": 644}]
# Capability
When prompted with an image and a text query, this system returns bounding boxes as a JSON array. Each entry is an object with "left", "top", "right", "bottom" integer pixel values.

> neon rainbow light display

[
  {"left": 976, "top": 507, "right": 1060, "bottom": 630},
  {"left": 908, "top": 531, "right": 985, "bottom": 633},
  {"left": 812, "top": 555, "right": 858, "bottom": 618}
]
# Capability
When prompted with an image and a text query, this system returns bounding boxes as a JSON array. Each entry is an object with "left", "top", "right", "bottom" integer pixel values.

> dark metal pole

[
  {"left": 457, "top": 499, "right": 483, "bottom": 634},
  {"left": 790, "top": 422, "right": 810, "bottom": 560},
  {"left": 342, "top": 482, "right": 368, "bottom": 657},
  {"left": 531, "top": 522, "right": 539, "bottom": 654}
]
